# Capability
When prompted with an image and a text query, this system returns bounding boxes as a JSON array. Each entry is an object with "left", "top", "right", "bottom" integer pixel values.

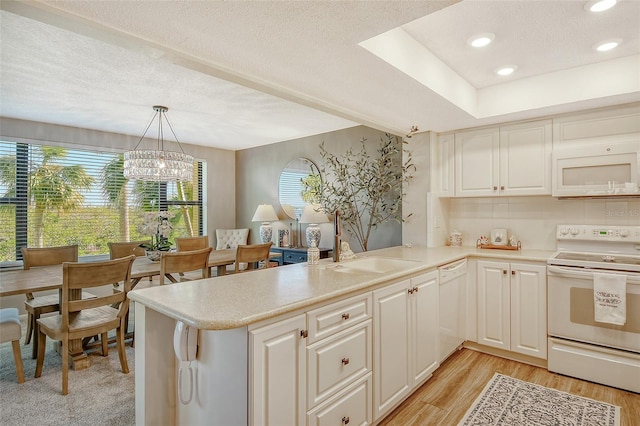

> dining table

[{"left": 0, "top": 248, "right": 278, "bottom": 370}]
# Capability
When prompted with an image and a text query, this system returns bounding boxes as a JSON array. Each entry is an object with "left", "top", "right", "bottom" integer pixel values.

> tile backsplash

[{"left": 437, "top": 196, "right": 640, "bottom": 250}]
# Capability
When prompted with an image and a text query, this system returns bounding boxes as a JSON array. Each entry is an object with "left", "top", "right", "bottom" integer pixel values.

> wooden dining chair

[
  {"left": 34, "top": 255, "right": 136, "bottom": 395},
  {"left": 108, "top": 241, "right": 148, "bottom": 259},
  {"left": 234, "top": 242, "right": 273, "bottom": 273},
  {"left": 21, "top": 245, "right": 95, "bottom": 358},
  {"left": 159, "top": 247, "right": 212, "bottom": 285},
  {"left": 175, "top": 236, "right": 210, "bottom": 279},
  {"left": 175, "top": 235, "right": 209, "bottom": 252}
]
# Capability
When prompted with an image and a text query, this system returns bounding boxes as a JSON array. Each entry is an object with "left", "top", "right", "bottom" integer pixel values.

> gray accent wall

[{"left": 235, "top": 125, "right": 404, "bottom": 252}]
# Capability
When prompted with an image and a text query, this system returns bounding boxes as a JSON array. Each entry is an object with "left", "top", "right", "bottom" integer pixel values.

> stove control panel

[{"left": 557, "top": 225, "right": 640, "bottom": 242}]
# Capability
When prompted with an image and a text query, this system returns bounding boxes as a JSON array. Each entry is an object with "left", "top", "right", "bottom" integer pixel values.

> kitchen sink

[{"left": 325, "top": 256, "right": 422, "bottom": 274}]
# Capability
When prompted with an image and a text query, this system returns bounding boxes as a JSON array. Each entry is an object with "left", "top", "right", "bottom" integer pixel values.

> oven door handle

[{"left": 547, "top": 265, "right": 640, "bottom": 283}]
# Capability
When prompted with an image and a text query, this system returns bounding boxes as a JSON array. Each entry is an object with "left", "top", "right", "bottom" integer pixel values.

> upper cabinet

[
  {"left": 454, "top": 119, "right": 552, "bottom": 197},
  {"left": 553, "top": 103, "right": 640, "bottom": 147},
  {"left": 431, "top": 132, "right": 455, "bottom": 197}
]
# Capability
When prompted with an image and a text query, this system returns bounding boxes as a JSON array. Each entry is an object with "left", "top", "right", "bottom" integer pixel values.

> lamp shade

[
  {"left": 300, "top": 204, "right": 329, "bottom": 224},
  {"left": 252, "top": 204, "right": 279, "bottom": 222}
]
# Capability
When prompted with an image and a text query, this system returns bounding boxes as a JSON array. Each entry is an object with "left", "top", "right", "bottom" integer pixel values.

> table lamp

[
  {"left": 252, "top": 204, "right": 279, "bottom": 244},
  {"left": 300, "top": 204, "right": 329, "bottom": 248}
]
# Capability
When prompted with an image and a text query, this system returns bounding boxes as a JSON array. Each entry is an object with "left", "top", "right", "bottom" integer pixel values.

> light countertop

[{"left": 128, "top": 245, "right": 555, "bottom": 330}]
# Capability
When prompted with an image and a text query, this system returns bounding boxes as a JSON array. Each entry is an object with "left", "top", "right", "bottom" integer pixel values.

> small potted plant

[{"left": 138, "top": 210, "right": 174, "bottom": 261}]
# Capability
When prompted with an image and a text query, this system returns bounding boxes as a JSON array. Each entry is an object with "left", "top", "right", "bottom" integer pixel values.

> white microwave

[{"left": 552, "top": 142, "right": 640, "bottom": 198}]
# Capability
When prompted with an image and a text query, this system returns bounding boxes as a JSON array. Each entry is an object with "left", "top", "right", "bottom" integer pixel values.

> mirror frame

[{"left": 278, "top": 157, "right": 321, "bottom": 220}]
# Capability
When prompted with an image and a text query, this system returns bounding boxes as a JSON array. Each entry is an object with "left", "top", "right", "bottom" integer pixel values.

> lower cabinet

[
  {"left": 250, "top": 270, "right": 439, "bottom": 426},
  {"left": 477, "top": 260, "right": 547, "bottom": 359},
  {"left": 307, "top": 373, "right": 372, "bottom": 426},
  {"left": 373, "top": 271, "right": 439, "bottom": 421},
  {"left": 249, "top": 314, "right": 307, "bottom": 426}
]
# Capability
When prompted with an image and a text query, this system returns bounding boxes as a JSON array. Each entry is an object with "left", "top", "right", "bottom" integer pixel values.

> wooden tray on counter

[{"left": 476, "top": 240, "right": 521, "bottom": 250}]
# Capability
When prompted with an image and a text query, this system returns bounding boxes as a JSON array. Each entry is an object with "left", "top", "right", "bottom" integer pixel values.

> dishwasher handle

[{"left": 439, "top": 259, "right": 467, "bottom": 282}]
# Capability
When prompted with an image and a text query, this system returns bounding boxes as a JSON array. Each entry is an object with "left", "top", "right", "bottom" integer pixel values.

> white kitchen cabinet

[
  {"left": 431, "top": 132, "right": 455, "bottom": 197},
  {"left": 373, "top": 271, "right": 439, "bottom": 421},
  {"left": 454, "top": 127, "right": 499, "bottom": 197},
  {"left": 454, "top": 120, "right": 552, "bottom": 197},
  {"left": 477, "top": 260, "right": 547, "bottom": 359},
  {"left": 250, "top": 314, "right": 307, "bottom": 426},
  {"left": 553, "top": 103, "right": 640, "bottom": 146},
  {"left": 306, "top": 293, "right": 373, "bottom": 423}
]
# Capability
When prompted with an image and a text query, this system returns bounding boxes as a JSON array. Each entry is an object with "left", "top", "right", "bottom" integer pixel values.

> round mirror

[{"left": 278, "top": 158, "right": 320, "bottom": 220}]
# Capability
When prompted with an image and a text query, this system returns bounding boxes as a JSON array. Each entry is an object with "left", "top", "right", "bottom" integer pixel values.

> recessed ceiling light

[
  {"left": 584, "top": 0, "right": 617, "bottom": 12},
  {"left": 467, "top": 33, "right": 495, "bottom": 48},
  {"left": 594, "top": 38, "right": 622, "bottom": 51},
  {"left": 495, "top": 66, "right": 517, "bottom": 76}
]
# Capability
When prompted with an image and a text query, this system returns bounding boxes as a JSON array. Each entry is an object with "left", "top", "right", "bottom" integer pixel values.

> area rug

[{"left": 458, "top": 373, "right": 620, "bottom": 426}]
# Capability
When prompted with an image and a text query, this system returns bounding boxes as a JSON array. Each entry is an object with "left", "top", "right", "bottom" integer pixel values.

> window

[{"left": 0, "top": 141, "right": 206, "bottom": 263}]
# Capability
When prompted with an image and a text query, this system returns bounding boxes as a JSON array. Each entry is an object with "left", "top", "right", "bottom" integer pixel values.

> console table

[{"left": 270, "top": 246, "right": 332, "bottom": 265}]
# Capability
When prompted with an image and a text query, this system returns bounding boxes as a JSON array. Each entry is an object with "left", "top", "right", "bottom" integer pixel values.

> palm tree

[
  {"left": 101, "top": 155, "right": 130, "bottom": 241},
  {"left": 0, "top": 146, "right": 94, "bottom": 248},
  {"left": 29, "top": 147, "right": 93, "bottom": 247}
]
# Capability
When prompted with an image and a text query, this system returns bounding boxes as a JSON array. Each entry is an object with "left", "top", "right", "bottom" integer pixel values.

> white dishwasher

[{"left": 438, "top": 259, "right": 467, "bottom": 362}]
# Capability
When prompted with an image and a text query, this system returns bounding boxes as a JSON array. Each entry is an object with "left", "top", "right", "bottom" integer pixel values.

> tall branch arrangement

[{"left": 302, "top": 133, "right": 415, "bottom": 251}]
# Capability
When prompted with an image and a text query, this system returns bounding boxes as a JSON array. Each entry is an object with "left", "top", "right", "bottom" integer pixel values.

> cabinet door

[
  {"left": 410, "top": 271, "right": 439, "bottom": 386},
  {"left": 455, "top": 127, "right": 500, "bottom": 196},
  {"left": 250, "top": 314, "right": 306, "bottom": 426},
  {"left": 432, "top": 132, "right": 455, "bottom": 196},
  {"left": 510, "top": 263, "right": 547, "bottom": 359},
  {"left": 373, "top": 279, "right": 411, "bottom": 420},
  {"left": 477, "top": 260, "right": 510, "bottom": 351},
  {"left": 499, "top": 120, "right": 552, "bottom": 196}
]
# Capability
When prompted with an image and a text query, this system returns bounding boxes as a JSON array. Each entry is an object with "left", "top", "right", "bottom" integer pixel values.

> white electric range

[{"left": 546, "top": 225, "right": 640, "bottom": 393}]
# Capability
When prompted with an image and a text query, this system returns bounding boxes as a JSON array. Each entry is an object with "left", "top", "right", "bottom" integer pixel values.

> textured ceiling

[{"left": 0, "top": 0, "right": 639, "bottom": 151}]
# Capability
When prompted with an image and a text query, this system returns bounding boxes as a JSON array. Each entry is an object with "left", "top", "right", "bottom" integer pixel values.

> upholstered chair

[{"left": 215, "top": 229, "right": 249, "bottom": 273}]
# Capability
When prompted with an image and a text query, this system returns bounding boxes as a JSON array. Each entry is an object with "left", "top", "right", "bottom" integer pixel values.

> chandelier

[{"left": 123, "top": 105, "right": 194, "bottom": 182}]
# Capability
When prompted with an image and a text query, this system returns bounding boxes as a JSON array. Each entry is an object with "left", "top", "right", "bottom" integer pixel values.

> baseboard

[{"left": 463, "top": 341, "right": 548, "bottom": 369}]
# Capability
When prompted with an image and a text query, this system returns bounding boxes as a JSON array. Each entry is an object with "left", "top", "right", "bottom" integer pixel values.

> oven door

[{"left": 547, "top": 265, "right": 640, "bottom": 353}]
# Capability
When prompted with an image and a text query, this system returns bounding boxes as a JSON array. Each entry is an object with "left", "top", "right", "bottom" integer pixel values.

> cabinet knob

[
  {"left": 300, "top": 329, "right": 308, "bottom": 338},
  {"left": 511, "top": 270, "right": 515, "bottom": 275},
  {"left": 503, "top": 270, "right": 507, "bottom": 275},
  {"left": 342, "top": 416, "right": 350, "bottom": 425},
  {"left": 342, "top": 312, "right": 350, "bottom": 320},
  {"left": 408, "top": 288, "right": 413, "bottom": 294},
  {"left": 414, "top": 286, "right": 419, "bottom": 293},
  {"left": 501, "top": 185, "right": 505, "bottom": 190},
  {"left": 341, "top": 357, "right": 350, "bottom": 365},
  {"left": 493, "top": 186, "right": 498, "bottom": 191}
]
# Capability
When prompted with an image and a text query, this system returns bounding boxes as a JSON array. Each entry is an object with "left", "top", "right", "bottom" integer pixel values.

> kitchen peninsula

[{"left": 129, "top": 245, "right": 554, "bottom": 426}]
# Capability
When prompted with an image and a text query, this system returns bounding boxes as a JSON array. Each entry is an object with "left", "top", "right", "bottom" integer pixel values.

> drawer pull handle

[
  {"left": 342, "top": 313, "right": 350, "bottom": 320},
  {"left": 342, "top": 416, "right": 350, "bottom": 425},
  {"left": 341, "top": 357, "right": 350, "bottom": 365}
]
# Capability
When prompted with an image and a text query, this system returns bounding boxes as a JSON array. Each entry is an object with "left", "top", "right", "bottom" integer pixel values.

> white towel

[{"left": 593, "top": 272, "right": 627, "bottom": 325}]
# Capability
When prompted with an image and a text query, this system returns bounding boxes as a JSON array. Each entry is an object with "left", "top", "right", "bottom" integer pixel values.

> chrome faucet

[{"left": 333, "top": 210, "right": 341, "bottom": 262}]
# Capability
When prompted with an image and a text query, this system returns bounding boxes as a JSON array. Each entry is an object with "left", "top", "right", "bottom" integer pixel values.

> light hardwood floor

[{"left": 379, "top": 348, "right": 640, "bottom": 425}]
